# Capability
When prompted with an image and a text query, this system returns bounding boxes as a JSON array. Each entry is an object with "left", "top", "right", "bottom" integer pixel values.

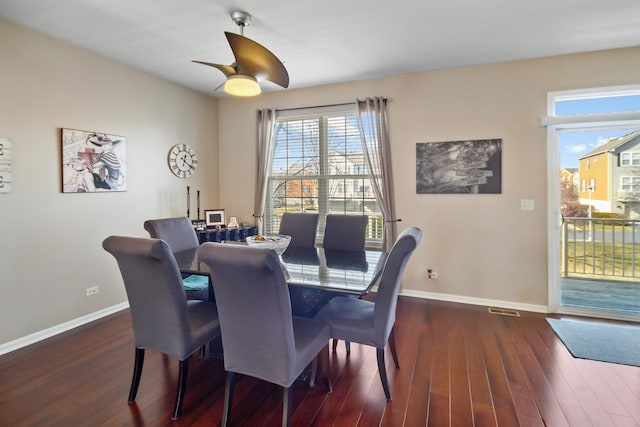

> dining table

[{"left": 173, "top": 244, "right": 387, "bottom": 317}]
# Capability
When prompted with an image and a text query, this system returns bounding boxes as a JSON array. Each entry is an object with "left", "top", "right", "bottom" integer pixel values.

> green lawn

[{"left": 565, "top": 242, "right": 640, "bottom": 278}]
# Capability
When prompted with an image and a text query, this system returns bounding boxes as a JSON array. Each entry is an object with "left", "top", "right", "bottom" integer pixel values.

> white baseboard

[
  {"left": 400, "top": 289, "right": 549, "bottom": 314},
  {"left": 0, "top": 302, "right": 129, "bottom": 356}
]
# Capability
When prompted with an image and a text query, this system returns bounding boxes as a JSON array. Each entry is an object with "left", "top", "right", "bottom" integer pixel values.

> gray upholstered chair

[
  {"left": 198, "top": 243, "right": 332, "bottom": 427},
  {"left": 314, "top": 226, "right": 422, "bottom": 400},
  {"left": 143, "top": 216, "right": 200, "bottom": 252},
  {"left": 143, "top": 217, "right": 209, "bottom": 299},
  {"left": 102, "top": 236, "right": 221, "bottom": 420},
  {"left": 322, "top": 214, "right": 368, "bottom": 251},
  {"left": 322, "top": 214, "right": 369, "bottom": 351},
  {"left": 278, "top": 212, "right": 320, "bottom": 248}
]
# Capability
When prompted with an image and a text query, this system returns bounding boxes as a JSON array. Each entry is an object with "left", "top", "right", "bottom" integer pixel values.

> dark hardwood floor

[{"left": 1, "top": 297, "right": 639, "bottom": 426}]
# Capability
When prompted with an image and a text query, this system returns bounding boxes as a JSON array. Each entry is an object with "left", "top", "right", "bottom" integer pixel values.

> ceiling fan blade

[
  {"left": 225, "top": 32, "right": 289, "bottom": 88},
  {"left": 192, "top": 60, "right": 237, "bottom": 78},
  {"left": 213, "top": 81, "right": 225, "bottom": 92}
]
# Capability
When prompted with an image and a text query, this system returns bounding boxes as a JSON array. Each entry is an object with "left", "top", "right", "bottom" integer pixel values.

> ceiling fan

[{"left": 193, "top": 11, "right": 289, "bottom": 97}]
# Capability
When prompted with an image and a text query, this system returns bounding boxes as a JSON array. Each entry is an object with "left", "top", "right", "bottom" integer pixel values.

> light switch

[{"left": 520, "top": 199, "right": 534, "bottom": 211}]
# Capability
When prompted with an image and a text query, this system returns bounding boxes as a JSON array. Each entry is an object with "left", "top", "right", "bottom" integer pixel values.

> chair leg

[
  {"left": 128, "top": 348, "right": 145, "bottom": 403},
  {"left": 310, "top": 356, "right": 318, "bottom": 387},
  {"left": 324, "top": 344, "right": 333, "bottom": 393},
  {"left": 388, "top": 327, "right": 400, "bottom": 368},
  {"left": 376, "top": 347, "right": 392, "bottom": 401},
  {"left": 222, "top": 372, "right": 235, "bottom": 427},
  {"left": 332, "top": 339, "right": 351, "bottom": 354},
  {"left": 282, "top": 386, "right": 292, "bottom": 427},
  {"left": 171, "top": 358, "right": 189, "bottom": 420}
]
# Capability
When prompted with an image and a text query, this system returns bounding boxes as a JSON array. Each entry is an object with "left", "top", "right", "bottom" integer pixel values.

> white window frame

[
  {"left": 265, "top": 106, "right": 382, "bottom": 245},
  {"left": 543, "top": 83, "right": 640, "bottom": 320},
  {"left": 621, "top": 176, "right": 640, "bottom": 191},
  {"left": 621, "top": 152, "right": 640, "bottom": 166}
]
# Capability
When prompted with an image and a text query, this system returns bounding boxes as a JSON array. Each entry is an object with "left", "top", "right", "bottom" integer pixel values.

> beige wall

[
  {"left": 218, "top": 46, "right": 640, "bottom": 310},
  {"left": 0, "top": 19, "right": 219, "bottom": 346},
  {"left": 2, "top": 14, "right": 639, "bottom": 350}
]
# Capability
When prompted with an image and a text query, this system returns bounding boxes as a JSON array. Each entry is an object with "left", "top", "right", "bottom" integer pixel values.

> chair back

[
  {"left": 278, "top": 212, "right": 319, "bottom": 248},
  {"left": 322, "top": 214, "right": 368, "bottom": 251},
  {"left": 198, "top": 243, "right": 297, "bottom": 386},
  {"left": 144, "top": 217, "right": 199, "bottom": 253},
  {"left": 373, "top": 227, "right": 422, "bottom": 345},
  {"left": 102, "top": 236, "right": 193, "bottom": 359}
]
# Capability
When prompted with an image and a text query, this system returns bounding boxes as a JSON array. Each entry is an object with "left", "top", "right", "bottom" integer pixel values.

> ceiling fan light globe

[{"left": 224, "top": 75, "right": 261, "bottom": 97}]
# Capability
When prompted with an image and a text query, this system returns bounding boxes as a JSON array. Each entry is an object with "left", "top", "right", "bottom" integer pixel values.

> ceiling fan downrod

[{"left": 230, "top": 11, "right": 251, "bottom": 36}]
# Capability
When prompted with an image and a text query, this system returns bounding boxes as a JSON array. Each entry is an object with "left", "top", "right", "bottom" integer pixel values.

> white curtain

[
  {"left": 254, "top": 108, "right": 276, "bottom": 234},
  {"left": 356, "top": 97, "right": 398, "bottom": 251}
]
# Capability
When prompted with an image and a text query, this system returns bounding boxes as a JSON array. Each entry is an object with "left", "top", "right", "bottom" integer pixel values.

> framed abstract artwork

[
  {"left": 61, "top": 128, "right": 126, "bottom": 193},
  {"left": 416, "top": 139, "right": 502, "bottom": 194}
]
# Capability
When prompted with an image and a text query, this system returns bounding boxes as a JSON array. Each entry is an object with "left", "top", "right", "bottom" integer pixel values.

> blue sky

[{"left": 558, "top": 95, "right": 640, "bottom": 168}]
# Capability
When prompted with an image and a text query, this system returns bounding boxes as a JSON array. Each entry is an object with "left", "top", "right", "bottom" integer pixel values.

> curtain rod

[
  {"left": 275, "top": 101, "right": 355, "bottom": 112},
  {"left": 273, "top": 97, "right": 389, "bottom": 113}
]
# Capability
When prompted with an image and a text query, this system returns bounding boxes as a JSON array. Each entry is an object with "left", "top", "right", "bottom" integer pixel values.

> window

[
  {"left": 554, "top": 92, "right": 640, "bottom": 116},
  {"left": 581, "top": 179, "right": 586, "bottom": 192},
  {"left": 266, "top": 110, "right": 382, "bottom": 243},
  {"left": 621, "top": 176, "right": 640, "bottom": 191},
  {"left": 589, "top": 178, "right": 596, "bottom": 192},
  {"left": 621, "top": 152, "right": 640, "bottom": 166}
]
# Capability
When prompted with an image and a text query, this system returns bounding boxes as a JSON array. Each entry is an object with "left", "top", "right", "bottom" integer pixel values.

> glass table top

[{"left": 174, "top": 246, "right": 387, "bottom": 295}]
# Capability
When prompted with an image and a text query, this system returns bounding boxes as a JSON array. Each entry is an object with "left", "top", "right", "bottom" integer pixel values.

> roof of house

[{"left": 579, "top": 130, "right": 640, "bottom": 159}]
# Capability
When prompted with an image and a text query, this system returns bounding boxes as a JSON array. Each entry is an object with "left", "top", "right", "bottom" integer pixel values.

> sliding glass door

[{"left": 546, "top": 85, "right": 640, "bottom": 321}]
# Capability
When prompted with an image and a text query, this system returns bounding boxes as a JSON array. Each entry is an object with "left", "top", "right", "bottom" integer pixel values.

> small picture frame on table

[
  {"left": 204, "top": 209, "right": 226, "bottom": 228},
  {"left": 191, "top": 219, "right": 206, "bottom": 231}
]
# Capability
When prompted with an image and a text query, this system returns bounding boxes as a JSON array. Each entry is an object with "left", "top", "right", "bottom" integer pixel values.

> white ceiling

[{"left": 2, "top": 0, "right": 640, "bottom": 98}]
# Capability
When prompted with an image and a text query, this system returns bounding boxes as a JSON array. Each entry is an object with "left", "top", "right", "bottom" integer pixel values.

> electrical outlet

[{"left": 85, "top": 286, "right": 99, "bottom": 297}]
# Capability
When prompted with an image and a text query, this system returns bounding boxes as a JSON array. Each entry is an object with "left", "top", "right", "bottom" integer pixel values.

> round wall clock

[{"left": 168, "top": 144, "right": 198, "bottom": 178}]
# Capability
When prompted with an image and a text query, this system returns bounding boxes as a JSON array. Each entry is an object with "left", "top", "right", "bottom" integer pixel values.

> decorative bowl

[{"left": 245, "top": 234, "right": 291, "bottom": 256}]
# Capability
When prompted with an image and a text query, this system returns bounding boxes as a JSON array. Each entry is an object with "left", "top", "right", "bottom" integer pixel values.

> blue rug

[{"left": 547, "top": 318, "right": 640, "bottom": 367}]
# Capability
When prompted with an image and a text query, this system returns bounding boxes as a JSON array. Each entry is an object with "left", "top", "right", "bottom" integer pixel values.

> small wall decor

[
  {"left": 416, "top": 139, "right": 502, "bottom": 194},
  {"left": 204, "top": 209, "right": 226, "bottom": 228},
  {"left": 61, "top": 128, "right": 126, "bottom": 193},
  {"left": 0, "top": 136, "right": 12, "bottom": 194},
  {"left": 168, "top": 144, "right": 198, "bottom": 178}
]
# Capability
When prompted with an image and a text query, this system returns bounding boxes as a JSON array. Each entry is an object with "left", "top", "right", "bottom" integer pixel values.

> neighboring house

[
  {"left": 284, "top": 179, "right": 316, "bottom": 199},
  {"left": 578, "top": 130, "right": 640, "bottom": 218},
  {"left": 274, "top": 149, "right": 373, "bottom": 210},
  {"left": 560, "top": 167, "right": 579, "bottom": 191}
]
